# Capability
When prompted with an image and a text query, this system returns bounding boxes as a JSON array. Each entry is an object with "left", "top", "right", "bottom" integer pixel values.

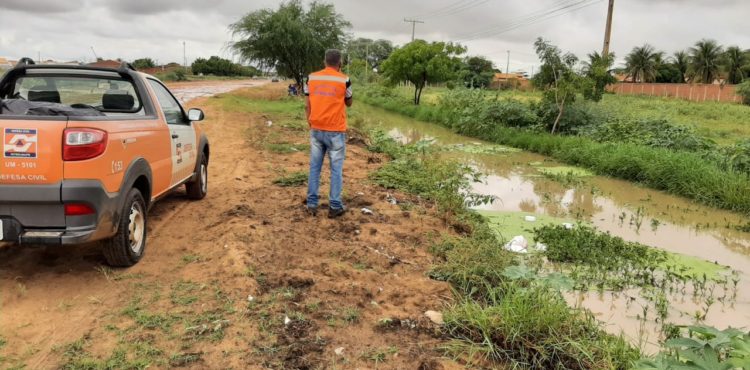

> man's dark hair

[{"left": 325, "top": 49, "right": 342, "bottom": 67}]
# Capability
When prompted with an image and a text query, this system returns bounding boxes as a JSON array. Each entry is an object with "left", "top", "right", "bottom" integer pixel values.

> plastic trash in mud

[
  {"left": 361, "top": 208, "right": 374, "bottom": 215},
  {"left": 504, "top": 235, "right": 529, "bottom": 253},
  {"left": 535, "top": 243, "right": 548, "bottom": 252},
  {"left": 266, "top": 120, "right": 273, "bottom": 127},
  {"left": 524, "top": 215, "right": 537, "bottom": 222},
  {"left": 562, "top": 223, "right": 574, "bottom": 230},
  {"left": 386, "top": 193, "right": 398, "bottom": 205}
]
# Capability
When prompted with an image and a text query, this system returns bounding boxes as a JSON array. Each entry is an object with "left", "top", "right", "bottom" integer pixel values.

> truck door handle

[{"left": 171, "top": 134, "right": 179, "bottom": 139}]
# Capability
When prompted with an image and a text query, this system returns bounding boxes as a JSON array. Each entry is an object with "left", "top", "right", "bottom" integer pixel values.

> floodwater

[{"left": 352, "top": 103, "right": 750, "bottom": 352}]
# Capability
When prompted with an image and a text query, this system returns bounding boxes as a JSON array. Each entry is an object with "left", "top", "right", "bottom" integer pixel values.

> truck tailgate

[{"left": 0, "top": 119, "right": 66, "bottom": 187}]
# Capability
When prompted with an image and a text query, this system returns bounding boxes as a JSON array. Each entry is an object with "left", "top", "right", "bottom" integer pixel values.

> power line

[
  {"left": 455, "top": 0, "right": 602, "bottom": 42},
  {"left": 420, "top": 0, "right": 492, "bottom": 19},
  {"left": 411, "top": 0, "right": 478, "bottom": 19}
]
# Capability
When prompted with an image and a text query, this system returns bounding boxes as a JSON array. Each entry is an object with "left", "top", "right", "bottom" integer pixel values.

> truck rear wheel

[
  {"left": 186, "top": 155, "right": 208, "bottom": 200},
  {"left": 103, "top": 188, "right": 147, "bottom": 267}
]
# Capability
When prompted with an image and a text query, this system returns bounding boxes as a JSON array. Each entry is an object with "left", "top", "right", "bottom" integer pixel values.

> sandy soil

[{"left": 0, "top": 83, "right": 462, "bottom": 369}]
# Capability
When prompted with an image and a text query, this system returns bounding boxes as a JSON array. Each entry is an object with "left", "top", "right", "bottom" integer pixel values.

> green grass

[
  {"left": 272, "top": 171, "right": 307, "bottom": 187},
  {"left": 266, "top": 142, "right": 309, "bottom": 154}
]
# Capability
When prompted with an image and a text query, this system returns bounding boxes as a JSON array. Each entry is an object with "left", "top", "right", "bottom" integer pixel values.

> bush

[
  {"left": 586, "top": 117, "right": 716, "bottom": 152},
  {"left": 533, "top": 100, "right": 608, "bottom": 134},
  {"left": 737, "top": 79, "right": 750, "bottom": 105}
]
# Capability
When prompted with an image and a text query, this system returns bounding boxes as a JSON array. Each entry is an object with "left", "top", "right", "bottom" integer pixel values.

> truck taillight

[
  {"left": 63, "top": 128, "right": 108, "bottom": 161},
  {"left": 65, "top": 203, "right": 95, "bottom": 216}
]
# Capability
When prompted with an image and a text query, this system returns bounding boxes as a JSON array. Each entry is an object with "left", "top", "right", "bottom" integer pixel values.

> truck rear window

[{"left": 1, "top": 76, "right": 143, "bottom": 117}]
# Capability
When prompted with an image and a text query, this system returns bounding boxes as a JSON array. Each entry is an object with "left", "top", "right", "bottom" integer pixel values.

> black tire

[
  {"left": 103, "top": 188, "right": 147, "bottom": 267},
  {"left": 186, "top": 155, "right": 208, "bottom": 200}
]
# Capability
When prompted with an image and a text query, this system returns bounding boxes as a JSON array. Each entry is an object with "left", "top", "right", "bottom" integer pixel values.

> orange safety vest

[{"left": 306, "top": 67, "right": 351, "bottom": 132}]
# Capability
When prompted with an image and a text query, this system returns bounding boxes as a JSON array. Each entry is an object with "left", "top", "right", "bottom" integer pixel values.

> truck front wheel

[{"left": 103, "top": 188, "right": 147, "bottom": 267}]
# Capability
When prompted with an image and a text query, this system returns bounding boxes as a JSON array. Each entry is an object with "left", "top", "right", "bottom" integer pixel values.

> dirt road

[{"left": 0, "top": 83, "right": 460, "bottom": 369}]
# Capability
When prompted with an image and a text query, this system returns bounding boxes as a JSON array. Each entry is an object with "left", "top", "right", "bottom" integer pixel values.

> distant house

[
  {"left": 491, "top": 72, "right": 531, "bottom": 90},
  {"left": 0, "top": 57, "right": 14, "bottom": 69}
]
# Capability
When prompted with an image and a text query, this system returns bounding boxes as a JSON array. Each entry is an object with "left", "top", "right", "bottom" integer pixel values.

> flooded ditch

[{"left": 352, "top": 103, "right": 750, "bottom": 352}]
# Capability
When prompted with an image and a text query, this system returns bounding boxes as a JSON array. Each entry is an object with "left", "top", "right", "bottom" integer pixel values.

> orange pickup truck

[{"left": 0, "top": 59, "right": 209, "bottom": 266}]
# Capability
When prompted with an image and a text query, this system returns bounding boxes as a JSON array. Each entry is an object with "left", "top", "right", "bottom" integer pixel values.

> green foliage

[
  {"left": 346, "top": 38, "right": 393, "bottom": 70},
  {"left": 535, "top": 224, "right": 667, "bottom": 269},
  {"left": 533, "top": 37, "right": 584, "bottom": 133},
  {"left": 584, "top": 117, "right": 715, "bottom": 151},
  {"left": 444, "top": 286, "right": 639, "bottom": 369},
  {"left": 633, "top": 326, "right": 750, "bottom": 370},
  {"left": 724, "top": 46, "right": 749, "bottom": 84},
  {"left": 690, "top": 39, "right": 724, "bottom": 84},
  {"left": 381, "top": 40, "right": 466, "bottom": 105},
  {"left": 229, "top": 0, "right": 350, "bottom": 84},
  {"left": 461, "top": 56, "right": 495, "bottom": 88},
  {"left": 625, "top": 44, "right": 664, "bottom": 83},
  {"left": 272, "top": 171, "right": 307, "bottom": 187},
  {"left": 132, "top": 58, "right": 156, "bottom": 69},
  {"left": 191, "top": 56, "right": 257, "bottom": 77},
  {"left": 736, "top": 79, "right": 750, "bottom": 105},
  {"left": 582, "top": 51, "right": 616, "bottom": 102}
]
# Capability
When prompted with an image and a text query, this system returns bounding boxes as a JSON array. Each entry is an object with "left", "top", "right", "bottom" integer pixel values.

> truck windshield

[{"left": 2, "top": 75, "right": 143, "bottom": 116}]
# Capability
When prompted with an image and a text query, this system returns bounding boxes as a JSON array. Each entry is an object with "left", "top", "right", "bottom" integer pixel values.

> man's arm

[
  {"left": 304, "top": 78, "right": 311, "bottom": 126},
  {"left": 345, "top": 79, "right": 353, "bottom": 107}
]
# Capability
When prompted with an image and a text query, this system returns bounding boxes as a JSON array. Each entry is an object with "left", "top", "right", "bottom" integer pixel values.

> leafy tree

[
  {"left": 724, "top": 46, "right": 748, "bottom": 84},
  {"left": 671, "top": 50, "right": 690, "bottom": 83},
  {"left": 346, "top": 38, "right": 393, "bottom": 70},
  {"left": 689, "top": 39, "right": 723, "bottom": 84},
  {"left": 533, "top": 37, "right": 581, "bottom": 134},
  {"left": 737, "top": 80, "right": 750, "bottom": 105},
  {"left": 191, "top": 56, "right": 257, "bottom": 77},
  {"left": 581, "top": 51, "right": 616, "bottom": 101},
  {"left": 132, "top": 58, "right": 156, "bottom": 69},
  {"left": 461, "top": 56, "right": 495, "bottom": 88},
  {"left": 655, "top": 63, "right": 683, "bottom": 83},
  {"left": 229, "top": 0, "right": 350, "bottom": 85},
  {"left": 625, "top": 44, "right": 663, "bottom": 83},
  {"left": 381, "top": 40, "right": 465, "bottom": 105}
]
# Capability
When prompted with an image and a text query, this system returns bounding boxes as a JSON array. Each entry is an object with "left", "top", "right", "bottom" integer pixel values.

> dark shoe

[
  {"left": 328, "top": 207, "right": 346, "bottom": 219},
  {"left": 306, "top": 206, "right": 318, "bottom": 216}
]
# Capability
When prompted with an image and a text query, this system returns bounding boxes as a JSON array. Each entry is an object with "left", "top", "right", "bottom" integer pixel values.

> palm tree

[
  {"left": 724, "top": 46, "right": 748, "bottom": 84},
  {"left": 624, "top": 44, "right": 664, "bottom": 82},
  {"left": 689, "top": 39, "right": 723, "bottom": 84},
  {"left": 671, "top": 50, "right": 690, "bottom": 83}
]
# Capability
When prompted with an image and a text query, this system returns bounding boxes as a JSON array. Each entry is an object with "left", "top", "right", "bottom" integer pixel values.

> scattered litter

[
  {"left": 424, "top": 310, "right": 444, "bottom": 325},
  {"left": 334, "top": 347, "right": 345, "bottom": 356},
  {"left": 524, "top": 215, "right": 537, "bottom": 222},
  {"left": 284, "top": 316, "right": 291, "bottom": 325},
  {"left": 354, "top": 230, "right": 361, "bottom": 235},
  {"left": 266, "top": 120, "right": 273, "bottom": 127},
  {"left": 535, "top": 243, "right": 548, "bottom": 252},
  {"left": 247, "top": 295, "right": 255, "bottom": 302},
  {"left": 361, "top": 207, "right": 374, "bottom": 215},
  {"left": 370, "top": 300, "right": 379, "bottom": 306},
  {"left": 504, "top": 235, "right": 529, "bottom": 253},
  {"left": 562, "top": 223, "right": 574, "bottom": 230},
  {"left": 386, "top": 193, "right": 398, "bottom": 205},
  {"left": 223, "top": 244, "right": 228, "bottom": 249},
  {"left": 356, "top": 192, "right": 365, "bottom": 196}
]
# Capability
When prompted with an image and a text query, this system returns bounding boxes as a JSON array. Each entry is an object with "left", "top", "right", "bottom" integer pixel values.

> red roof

[{"left": 87, "top": 60, "right": 121, "bottom": 68}]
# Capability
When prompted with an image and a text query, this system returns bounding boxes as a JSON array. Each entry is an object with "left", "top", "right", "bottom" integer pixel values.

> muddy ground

[{"left": 0, "top": 83, "right": 464, "bottom": 369}]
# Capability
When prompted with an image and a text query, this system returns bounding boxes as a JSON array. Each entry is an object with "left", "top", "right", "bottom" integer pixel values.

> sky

[{"left": 1, "top": 0, "right": 748, "bottom": 73}]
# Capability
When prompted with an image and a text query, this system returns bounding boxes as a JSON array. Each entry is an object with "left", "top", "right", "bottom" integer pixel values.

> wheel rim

[
  {"left": 128, "top": 202, "right": 145, "bottom": 254},
  {"left": 200, "top": 164, "right": 207, "bottom": 194}
]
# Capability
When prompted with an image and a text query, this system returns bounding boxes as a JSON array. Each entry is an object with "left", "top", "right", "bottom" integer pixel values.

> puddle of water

[
  {"left": 352, "top": 103, "right": 750, "bottom": 350},
  {"left": 170, "top": 80, "right": 267, "bottom": 103}
]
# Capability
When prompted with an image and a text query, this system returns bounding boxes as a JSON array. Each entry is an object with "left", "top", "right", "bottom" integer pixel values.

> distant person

[
  {"left": 304, "top": 49, "right": 353, "bottom": 218},
  {"left": 288, "top": 84, "right": 298, "bottom": 96}
]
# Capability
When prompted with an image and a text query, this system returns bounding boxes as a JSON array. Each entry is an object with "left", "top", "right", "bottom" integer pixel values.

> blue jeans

[{"left": 307, "top": 129, "right": 346, "bottom": 210}]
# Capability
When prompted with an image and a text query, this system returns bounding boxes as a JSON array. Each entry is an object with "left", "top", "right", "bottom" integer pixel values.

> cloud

[
  {"left": 0, "top": 0, "right": 748, "bottom": 72},
  {"left": 0, "top": 0, "right": 84, "bottom": 13}
]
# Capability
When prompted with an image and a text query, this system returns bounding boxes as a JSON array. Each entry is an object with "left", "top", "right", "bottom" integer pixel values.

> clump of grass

[
  {"left": 266, "top": 142, "right": 309, "bottom": 154},
  {"left": 272, "top": 171, "right": 307, "bottom": 187}
]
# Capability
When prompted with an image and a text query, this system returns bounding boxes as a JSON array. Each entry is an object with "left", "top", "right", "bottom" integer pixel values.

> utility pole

[
  {"left": 505, "top": 50, "right": 510, "bottom": 75},
  {"left": 37, "top": 51, "right": 41, "bottom": 63},
  {"left": 602, "top": 0, "right": 615, "bottom": 57},
  {"left": 403, "top": 18, "right": 424, "bottom": 42},
  {"left": 90, "top": 46, "right": 99, "bottom": 62},
  {"left": 183, "top": 41, "right": 187, "bottom": 71}
]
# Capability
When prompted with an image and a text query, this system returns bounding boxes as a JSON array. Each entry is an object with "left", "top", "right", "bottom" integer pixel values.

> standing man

[{"left": 304, "top": 49, "right": 353, "bottom": 218}]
